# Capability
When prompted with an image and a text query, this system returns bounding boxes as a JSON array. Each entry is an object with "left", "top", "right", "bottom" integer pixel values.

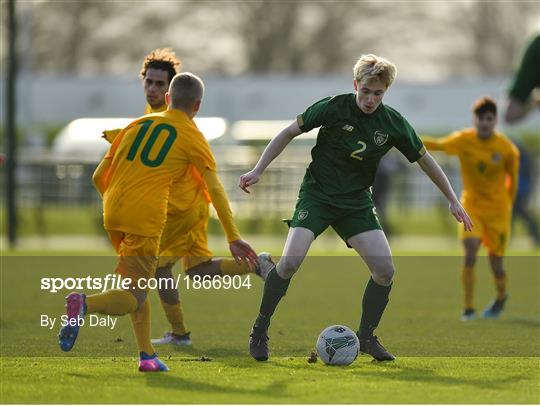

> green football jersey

[
  {"left": 509, "top": 35, "right": 540, "bottom": 103},
  {"left": 297, "top": 93, "right": 425, "bottom": 209}
]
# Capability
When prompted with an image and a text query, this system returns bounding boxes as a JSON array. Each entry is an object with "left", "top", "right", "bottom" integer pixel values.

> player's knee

[
  {"left": 185, "top": 261, "right": 213, "bottom": 279},
  {"left": 185, "top": 268, "right": 199, "bottom": 280},
  {"left": 489, "top": 257, "right": 505, "bottom": 277},
  {"left": 371, "top": 264, "right": 394, "bottom": 286},
  {"left": 155, "top": 264, "right": 174, "bottom": 279},
  {"left": 155, "top": 264, "right": 177, "bottom": 296},
  {"left": 463, "top": 239, "right": 480, "bottom": 260},
  {"left": 493, "top": 268, "right": 505, "bottom": 278},
  {"left": 464, "top": 255, "right": 477, "bottom": 267},
  {"left": 130, "top": 289, "right": 147, "bottom": 309}
]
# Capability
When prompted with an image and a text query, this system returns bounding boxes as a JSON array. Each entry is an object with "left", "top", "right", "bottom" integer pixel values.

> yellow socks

[
  {"left": 219, "top": 258, "right": 252, "bottom": 276},
  {"left": 461, "top": 266, "right": 506, "bottom": 308},
  {"left": 160, "top": 300, "right": 188, "bottom": 335},
  {"left": 86, "top": 289, "right": 138, "bottom": 315},
  {"left": 86, "top": 289, "right": 157, "bottom": 355},
  {"left": 130, "top": 298, "right": 155, "bottom": 355},
  {"left": 461, "top": 266, "right": 475, "bottom": 309},
  {"left": 494, "top": 274, "right": 507, "bottom": 300}
]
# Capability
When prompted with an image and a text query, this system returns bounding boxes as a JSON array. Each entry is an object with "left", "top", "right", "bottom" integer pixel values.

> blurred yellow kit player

[{"left": 423, "top": 96, "right": 519, "bottom": 321}]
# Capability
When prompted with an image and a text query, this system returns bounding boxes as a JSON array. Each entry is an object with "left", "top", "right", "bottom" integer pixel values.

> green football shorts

[{"left": 289, "top": 195, "right": 382, "bottom": 242}]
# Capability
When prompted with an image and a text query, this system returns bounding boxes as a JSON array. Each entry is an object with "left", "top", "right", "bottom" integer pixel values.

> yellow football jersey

[
  {"left": 424, "top": 128, "right": 519, "bottom": 212},
  {"left": 144, "top": 103, "right": 166, "bottom": 115},
  {"left": 103, "top": 102, "right": 210, "bottom": 208},
  {"left": 145, "top": 103, "right": 211, "bottom": 207},
  {"left": 103, "top": 104, "right": 166, "bottom": 143},
  {"left": 103, "top": 109, "right": 217, "bottom": 237}
]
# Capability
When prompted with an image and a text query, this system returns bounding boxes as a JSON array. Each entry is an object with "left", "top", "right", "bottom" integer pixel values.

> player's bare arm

[
  {"left": 504, "top": 90, "right": 540, "bottom": 123},
  {"left": 417, "top": 152, "right": 473, "bottom": 231},
  {"left": 505, "top": 98, "right": 528, "bottom": 123},
  {"left": 505, "top": 35, "right": 540, "bottom": 123},
  {"left": 239, "top": 121, "right": 302, "bottom": 193}
]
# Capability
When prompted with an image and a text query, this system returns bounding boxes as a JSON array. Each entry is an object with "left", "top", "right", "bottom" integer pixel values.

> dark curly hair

[
  {"left": 472, "top": 96, "right": 497, "bottom": 117},
  {"left": 139, "top": 48, "right": 181, "bottom": 83}
]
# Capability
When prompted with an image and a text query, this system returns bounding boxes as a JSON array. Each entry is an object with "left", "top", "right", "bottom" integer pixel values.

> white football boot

[{"left": 256, "top": 252, "right": 275, "bottom": 281}]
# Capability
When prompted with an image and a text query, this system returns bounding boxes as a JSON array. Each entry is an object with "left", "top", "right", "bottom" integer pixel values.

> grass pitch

[
  {"left": 2, "top": 356, "right": 538, "bottom": 404},
  {"left": 1, "top": 250, "right": 539, "bottom": 403}
]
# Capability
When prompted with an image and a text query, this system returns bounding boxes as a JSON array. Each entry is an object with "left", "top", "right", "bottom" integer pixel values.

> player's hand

[
  {"left": 239, "top": 169, "right": 261, "bottom": 194},
  {"left": 229, "top": 239, "right": 259, "bottom": 269},
  {"left": 449, "top": 199, "right": 473, "bottom": 231}
]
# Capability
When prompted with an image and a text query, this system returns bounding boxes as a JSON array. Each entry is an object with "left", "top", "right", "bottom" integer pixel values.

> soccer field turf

[{"left": 1, "top": 252, "right": 539, "bottom": 403}]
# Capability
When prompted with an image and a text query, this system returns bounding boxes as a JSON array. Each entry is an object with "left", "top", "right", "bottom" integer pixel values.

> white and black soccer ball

[{"left": 316, "top": 325, "right": 360, "bottom": 365}]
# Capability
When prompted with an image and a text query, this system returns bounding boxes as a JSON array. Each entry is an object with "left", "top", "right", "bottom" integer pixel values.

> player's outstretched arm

[
  {"left": 417, "top": 152, "right": 473, "bottom": 231},
  {"left": 239, "top": 121, "right": 303, "bottom": 193},
  {"left": 421, "top": 134, "right": 460, "bottom": 154},
  {"left": 504, "top": 91, "right": 540, "bottom": 124},
  {"left": 422, "top": 136, "right": 446, "bottom": 152},
  {"left": 229, "top": 239, "right": 258, "bottom": 269},
  {"left": 505, "top": 35, "right": 540, "bottom": 123},
  {"left": 203, "top": 169, "right": 258, "bottom": 266}
]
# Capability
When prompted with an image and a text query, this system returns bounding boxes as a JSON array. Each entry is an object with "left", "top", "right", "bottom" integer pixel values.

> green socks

[
  {"left": 253, "top": 267, "right": 291, "bottom": 334},
  {"left": 358, "top": 277, "right": 392, "bottom": 339},
  {"left": 252, "top": 270, "right": 391, "bottom": 338}
]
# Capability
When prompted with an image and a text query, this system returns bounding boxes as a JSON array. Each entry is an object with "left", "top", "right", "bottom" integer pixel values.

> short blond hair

[
  {"left": 169, "top": 72, "right": 205, "bottom": 109},
  {"left": 353, "top": 54, "right": 397, "bottom": 88}
]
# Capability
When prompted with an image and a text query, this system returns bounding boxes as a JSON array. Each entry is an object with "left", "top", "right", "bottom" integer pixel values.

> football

[{"left": 316, "top": 325, "right": 360, "bottom": 365}]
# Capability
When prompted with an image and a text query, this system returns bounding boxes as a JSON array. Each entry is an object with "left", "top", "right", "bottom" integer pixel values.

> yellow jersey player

[
  {"left": 101, "top": 48, "right": 194, "bottom": 346},
  {"left": 102, "top": 49, "right": 268, "bottom": 348},
  {"left": 423, "top": 96, "right": 519, "bottom": 321},
  {"left": 59, "top": 73, "right": 257, "bottom": 372}
]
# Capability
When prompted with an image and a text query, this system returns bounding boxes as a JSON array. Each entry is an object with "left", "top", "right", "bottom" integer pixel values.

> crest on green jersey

[
  {"left": 374, "top": 130, "right": 389, "bottom": 146},
  {"left": 298, "top": 210, "right": 308, "bottom": 220}
]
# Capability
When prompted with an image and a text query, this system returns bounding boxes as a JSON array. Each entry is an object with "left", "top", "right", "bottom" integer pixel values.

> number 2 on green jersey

[
  {"left": 127, "top": 119, "right": 177, "bottom": 167},
  {"left": 350, "top": 140, "right": 367, "bottom": 161}
]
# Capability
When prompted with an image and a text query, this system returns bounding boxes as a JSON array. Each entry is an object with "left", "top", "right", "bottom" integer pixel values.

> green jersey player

[{"left": 239, "top": 54, "right": 473, "bottom": 362}]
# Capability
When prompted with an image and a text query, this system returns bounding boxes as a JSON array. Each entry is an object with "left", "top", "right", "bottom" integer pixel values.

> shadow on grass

[
  {"left": 164, "top": 345, "right": 248, "bottom": 358},
  {"left": 143, "top": 372, "right": 288, "bottom": 399},
  {"left": 271, "top": 357, "right": 533, "bottom": 391},
  {"left": 500, "top": 317, "right": 540, "bottom": 328},
  {"left": 354, "top": 362, "right": 532, "bottom": 391},
  {"left": 66, "top": 372, "right": 94, "bottom": 379}
]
